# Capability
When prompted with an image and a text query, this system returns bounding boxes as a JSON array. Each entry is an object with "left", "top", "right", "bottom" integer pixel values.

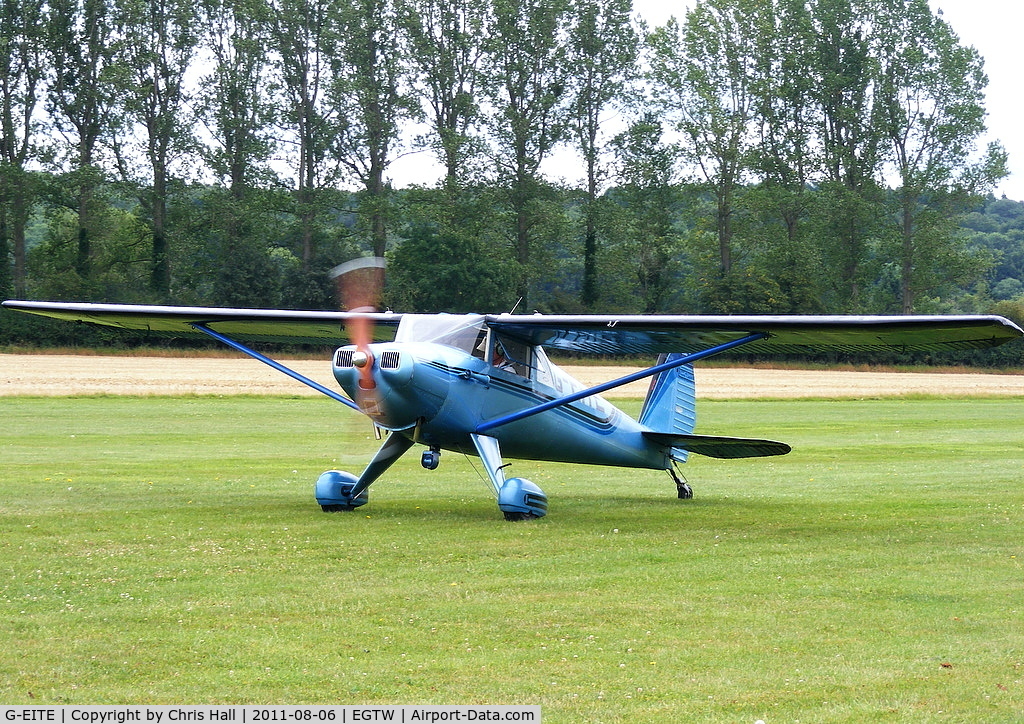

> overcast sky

[{"left": 631, "top": 0, "right": 1024, "bottom": 200}]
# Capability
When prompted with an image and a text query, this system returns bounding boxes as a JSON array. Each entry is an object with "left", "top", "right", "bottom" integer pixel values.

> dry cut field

[{"left": 2, "top": 353, "right": 1023, "bottom": 398}]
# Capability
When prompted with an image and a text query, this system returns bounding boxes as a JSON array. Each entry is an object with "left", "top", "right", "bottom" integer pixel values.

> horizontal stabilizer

[{"left": 643, "top": 431, "right": 791, "bottom": 459}]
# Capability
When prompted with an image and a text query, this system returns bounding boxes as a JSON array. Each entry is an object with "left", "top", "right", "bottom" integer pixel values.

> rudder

[{"left": 638, "top": 353, "right": 696, "bottom": 444}]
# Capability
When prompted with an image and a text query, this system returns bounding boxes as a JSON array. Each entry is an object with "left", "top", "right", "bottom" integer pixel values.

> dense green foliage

[
  {"left": 3, "top": 395, "right": 1023, "bottom": 718},
  {"left": 2, "top": 0, "right": 1023, "bottom": 358}
]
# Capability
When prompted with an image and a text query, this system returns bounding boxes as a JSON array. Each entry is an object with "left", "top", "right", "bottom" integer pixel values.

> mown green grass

[{"left": 2, "top": 395, "right": 1023, "bottom": 721}]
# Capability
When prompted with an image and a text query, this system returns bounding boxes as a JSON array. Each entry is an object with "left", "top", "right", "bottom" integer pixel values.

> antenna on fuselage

[{"left": 508, "top": 297, "right": 523, "bottom": 315}]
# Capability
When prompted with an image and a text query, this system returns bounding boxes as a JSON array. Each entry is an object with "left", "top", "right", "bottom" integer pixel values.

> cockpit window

[
  {"left": 534, "top": 346, "right": 615, "bottom": 418},
  {"left": 491, "top": 334, "right": 533, "bottom": 377},
  {"left": 394, "top": 314, "right": 487, "bottom": 357}
]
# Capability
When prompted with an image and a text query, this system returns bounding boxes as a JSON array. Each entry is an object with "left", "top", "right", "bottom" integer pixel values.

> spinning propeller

[{"left": 330, "top": 257, "right": 386, "bottom": 412}]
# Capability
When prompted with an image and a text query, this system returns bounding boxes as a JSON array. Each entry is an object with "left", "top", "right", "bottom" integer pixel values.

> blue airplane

[{"left": 4, "top": 295, "right": 1021, "bottom": 520}]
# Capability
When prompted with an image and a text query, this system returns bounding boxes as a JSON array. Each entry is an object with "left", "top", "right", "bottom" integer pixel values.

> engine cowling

[{"left": 332, "top": 344, "right": 445, "bottom": 430}]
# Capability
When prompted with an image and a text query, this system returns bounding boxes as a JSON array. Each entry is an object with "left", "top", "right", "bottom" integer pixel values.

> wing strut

[
  {"left": 474, "top": 331, "right": 768, "bottom": 434},
  {"left": 190, "top": 323, "right": 360, "bottom": 411}
]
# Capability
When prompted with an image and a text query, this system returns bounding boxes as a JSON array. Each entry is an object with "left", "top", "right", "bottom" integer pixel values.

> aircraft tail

[
  {"left": 638, "top": 353, "right": 792, "bottom": 461},
  {"left": 638, "top": 354, "right": 697, "bottom": 462}
]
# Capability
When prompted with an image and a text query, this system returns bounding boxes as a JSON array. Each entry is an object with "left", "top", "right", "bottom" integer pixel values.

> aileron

[{"left": 2, "top": 300, "right": 402, "bottom": 344}]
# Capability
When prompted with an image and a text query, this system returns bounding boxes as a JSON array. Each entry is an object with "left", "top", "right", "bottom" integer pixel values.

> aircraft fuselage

[{"left": 332, "top": 341, "right": 669, "bottom": 471}]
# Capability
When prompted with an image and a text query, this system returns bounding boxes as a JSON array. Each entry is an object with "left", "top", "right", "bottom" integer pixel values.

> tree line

[{"left": 1, "top": 0, "right": 1019, "bottom": 343}]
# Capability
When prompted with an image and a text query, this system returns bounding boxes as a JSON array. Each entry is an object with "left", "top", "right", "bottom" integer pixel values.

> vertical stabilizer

[{"left": 639, "top": 354, "right": 696, "bottom": 460}]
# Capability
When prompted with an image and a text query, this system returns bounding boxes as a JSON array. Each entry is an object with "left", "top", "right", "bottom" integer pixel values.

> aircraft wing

[
  {"left": 4, "top": 301, "right": 1021, "bottom": 353},
  {"left": 485, "top": 313, "right": 1023, "bottom": 355},
  {"left": 1, "top": 301, "right": 402, "bottom": 345}
]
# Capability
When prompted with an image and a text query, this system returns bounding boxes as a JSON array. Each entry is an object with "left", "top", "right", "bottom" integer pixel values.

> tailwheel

[{"left": 669, "top": 465, "right": 693, "bottom": 499}]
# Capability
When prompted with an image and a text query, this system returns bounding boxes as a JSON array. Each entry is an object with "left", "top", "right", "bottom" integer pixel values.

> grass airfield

[{"left": 2, "top": 394, "right": 1023, "bottom": 721}]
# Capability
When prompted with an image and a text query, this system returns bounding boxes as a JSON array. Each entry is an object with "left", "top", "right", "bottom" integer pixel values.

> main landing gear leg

[
  {"left": 316, "top": 433, "right": 415, "bottom": 511},
  {"left": 669, "top": 465, "right": 693, "bottom": 500},
  {"left": 470, "top": 434, "right": 548, "bottom": 521}
]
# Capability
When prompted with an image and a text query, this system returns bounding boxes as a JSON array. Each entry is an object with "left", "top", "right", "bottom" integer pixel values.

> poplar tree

[
  {"left": 111, "top": 0, "right": 199, "bottom": 300},
  {"left": 647, "top": 1, "right": 761, "bottom": 299},
  {"left": 873, "top": 0, "right": 1007, "bottom": 312},
  {"left": 483, "top": 0, "right": 571, "bottom": 306},
  {"left": 270, "top": 0, "right": 348, "bottom": 270},
  {"left": 567, "top": 0, "right": 638, "bottom": 310},
  {"left": 45, "top": 0, "right": 120, "bottom": 287},
  {"left": 0, "top": 0, "right": 46, "bottom": 297},
  {"left": 333, "top": 0, "right": 416, "bottom": 258},
  {"left": 198, "top": 0, "right": 280, "bottom": 307},
  {"left": 810, "top": 0, "right": 885, "bottom": 310},
  {"left": 610, "top": 114, "right": 682, "bottom": 313},
  {"left": 400, "top": 0, "right": 488, "bottom": 187},
  {"left": 746, "top": 0, "right": 825, "bottom": 312}
]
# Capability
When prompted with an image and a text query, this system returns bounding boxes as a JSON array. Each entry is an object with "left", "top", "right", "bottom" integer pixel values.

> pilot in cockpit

[{"left": 491, "top": 341, "right": 517, "bottom": 373}]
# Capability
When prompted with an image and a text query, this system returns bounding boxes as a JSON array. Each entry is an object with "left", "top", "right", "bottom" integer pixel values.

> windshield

[{"left": 395, "top": 314, "right": 488, "bottom": 356}]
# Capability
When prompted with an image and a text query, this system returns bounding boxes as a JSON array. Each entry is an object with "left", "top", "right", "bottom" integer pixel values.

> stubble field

[{"left": 4, "top": 353, "right": 1024, "bottom": 398}]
